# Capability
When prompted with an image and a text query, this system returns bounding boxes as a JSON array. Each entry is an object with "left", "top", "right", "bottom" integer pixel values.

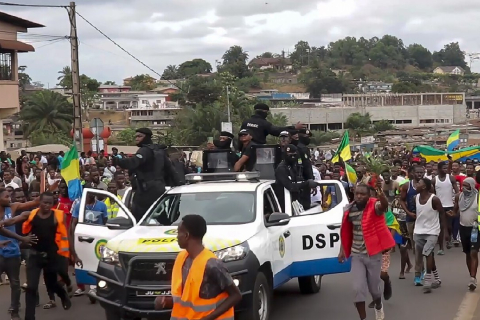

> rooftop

[{"left": 0, "top": 11, "right": 45, "bottom": 28}]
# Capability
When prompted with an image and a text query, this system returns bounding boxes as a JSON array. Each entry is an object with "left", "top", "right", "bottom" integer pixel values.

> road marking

[{"left": 453, "top": 291, "right": 480, "bottom": 320}]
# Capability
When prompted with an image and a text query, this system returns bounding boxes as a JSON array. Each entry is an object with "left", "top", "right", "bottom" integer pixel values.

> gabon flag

[{"left": 332, "top": 130, "right": 352, "bottom": 163}]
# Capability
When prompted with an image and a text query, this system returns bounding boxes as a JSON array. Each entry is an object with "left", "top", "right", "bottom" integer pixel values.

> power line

[
  {"left": 0, "top": 1, "right": 66, "bottom": 8},
  {"left": 75, "top": 10, "right": 184, "bottom": 92},
  {"left": 36, "top": 38, "right": 66, "bottom": 49}
]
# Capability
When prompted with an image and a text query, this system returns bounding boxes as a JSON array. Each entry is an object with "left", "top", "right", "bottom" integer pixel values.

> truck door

[
  {"left": 262, "top": 186, "right": 292, "bottom": 289},
  {"left": 287, "top": 181, "right": 351, "bottom": 278},
  {"left": 74, "top": 189, "right": 136, "bottom": 285}
]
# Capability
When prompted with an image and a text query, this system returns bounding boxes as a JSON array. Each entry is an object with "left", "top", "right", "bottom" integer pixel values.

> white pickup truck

[{"left": 74, "top": 172, "right": 351, "bottom": 320}]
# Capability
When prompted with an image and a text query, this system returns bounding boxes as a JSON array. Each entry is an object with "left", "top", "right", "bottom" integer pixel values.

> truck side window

[{"left": 263, "top": 188, "right": 280, "bottom": 220}]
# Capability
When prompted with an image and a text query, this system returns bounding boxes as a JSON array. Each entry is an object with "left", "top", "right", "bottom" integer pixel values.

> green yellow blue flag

[
  {"left": 61, "top": 145, "right": 82, "bottom": 200},
  {"left": 332, "top": 130, "right": 351, "bottom": 163},
  {"left": 345, "top": 163, "right": 358, "bottom": 185},
  {"left": 447, "top": 129, "right": 460, "bottom": 151}
]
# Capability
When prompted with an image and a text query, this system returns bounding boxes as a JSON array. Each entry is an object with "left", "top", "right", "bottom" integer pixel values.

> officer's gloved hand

[{"left": 307, "top": 179, "right": 317, "bottom": 188}]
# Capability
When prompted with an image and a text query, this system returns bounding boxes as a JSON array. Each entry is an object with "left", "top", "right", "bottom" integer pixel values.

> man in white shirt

[
  {"left": 311, "top": 165, "right": 322, "bottom": 207},
  {"left": 103, "top": 160, "right": 116, "bottom": 180},
  {"left": 3, "top": 170, "right": 19, "bottom": 189}
]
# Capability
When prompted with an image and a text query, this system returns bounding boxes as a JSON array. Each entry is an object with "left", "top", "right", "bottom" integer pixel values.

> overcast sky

[{"left": 3, "top": 0, "right": 480, "bottom": 87}]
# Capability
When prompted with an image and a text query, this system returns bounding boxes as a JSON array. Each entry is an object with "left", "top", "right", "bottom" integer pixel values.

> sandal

[{"left": 43, "top": 301, "right": 56, "bottom": 309}]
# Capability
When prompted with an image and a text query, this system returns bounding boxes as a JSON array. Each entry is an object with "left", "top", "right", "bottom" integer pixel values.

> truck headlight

[
  {"left": 215, "top": 242, "right": 249, "bottom": 262},
  {"left": 101, "top": 247, "right": 119, "bottom": 265}
]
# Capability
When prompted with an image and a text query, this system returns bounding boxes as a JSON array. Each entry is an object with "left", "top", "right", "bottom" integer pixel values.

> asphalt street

[{"left": 1, "top": 247, "right": 479, "bottom": 320}]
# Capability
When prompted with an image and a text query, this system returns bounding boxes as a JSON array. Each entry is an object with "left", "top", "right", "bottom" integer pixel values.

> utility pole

[
  {"left": 69, "top": 1, "right": 83, "bottom": 151},
  {"left": 226, "top": 86, "right": 231, "bottom": 123}
]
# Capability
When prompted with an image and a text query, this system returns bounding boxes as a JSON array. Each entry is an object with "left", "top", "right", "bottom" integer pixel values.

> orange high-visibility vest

[
  {"left": 22, "top": 208, "right": 70, "bottom": 258},
  {"left": 171, "top": 249, "right": 234, "bottom": 320}
]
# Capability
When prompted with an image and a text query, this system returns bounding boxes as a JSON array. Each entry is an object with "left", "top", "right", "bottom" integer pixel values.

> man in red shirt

[
  {"left": 451, "top": 161, "right": 466, "bottom": 191},
  {"left": 465, "top": 163, "right": 480, "bottom": 190},
  {"left": 57, "top": 181, "right": 73, "bottom": 231}
]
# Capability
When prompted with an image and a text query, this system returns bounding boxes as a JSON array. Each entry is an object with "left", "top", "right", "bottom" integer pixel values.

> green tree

[
  {"left": 29, "top": 127, "right": 72, "bottom": 146},
  {"left": 185, "top": 76, "right": 222, "bottom": 105},
  {"left": 129, "top": 74, "right": 157, "bottom": 91},
  {"left": 391, "top": 81, "right": 419, "bottom": 93},
  {"left": 57, "top": 66, "right": 72, "bottom": 89},
  {"left": 220, "top": 45, "right": 250, "bottom": 78},
  {"left": 161, "top": 65, "right": 179, "bottom": 80},
  {"left": 103, "top": 80, "right": 117, "bottom": 85},
  {"left": 20, "top": 91, "right": 73, "bottom": 137},
  {"left": 310, "top": 131, "right": 341, "bottom": 145},
  {"left": 116, "top": 127, "right": 137, "bottom": 146},
  {"left": 289, "top": 40, "right": 311, "bottom": 67},
  {"left": 18, "top": 66, "right": 32, "bottom": 91},
  {"left": 407, "top": 44, "right": 433, "bottom": 70},
  {"left": 433, "top": 42, "right": 468, "bottom": 69},
  {"left": 345, "top": 112, "right": 372, "bottom": 134},
  {"left": 373, "top": 120, "right": 394, "bottom": 132},
  {"left": 301, "top": 65, "right": 346, "bottom": 98},
  {"left": 257, "top": 52, "right": 274, "bottom": 58},
  {"left": 178, "top": 59, "right": 212, "bottom": 77}
]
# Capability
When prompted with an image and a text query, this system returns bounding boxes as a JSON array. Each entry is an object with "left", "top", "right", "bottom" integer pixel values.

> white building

[{"left": 136, "top": 93, "right": 168, "bottom": 108}]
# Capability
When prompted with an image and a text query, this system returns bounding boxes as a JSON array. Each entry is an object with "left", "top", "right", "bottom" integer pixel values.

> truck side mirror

[
  {"left": 266, "top": 212, "right": 290, "bottom": 227},
  {"left": 106, "top": 217, "right": 133, "bottom": 230}
]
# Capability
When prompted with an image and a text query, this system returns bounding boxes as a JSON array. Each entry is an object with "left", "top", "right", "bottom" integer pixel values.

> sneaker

[
  {"left": 453, "top": 239, "right": 461, "bottom": 247},
  {"left": 21, "top": 283, "right": 27, "bottom": 290},
  {"left": 469, "top": 277, "right": 477, "bottom": 291},
  {"left": 383, "top": 280, "right": 392, "bottom": 300},
  {"left": 423, "top": 284, "right": 432, "bottom": 293},
  {"left": 375, "top": 305, "right": 385, "bottom": 320},
  {"left": 446, "top": 241, "right": 452, "bottom": 249},
  {"left": 10, "top": 312, "right": 20, "bottom": 320},
  {"left": 437, "top": 250, "right": 445, "bottom": 255},
  {"left": 74, "top": 288, "right": 85, "bottom": 296},
  {"left": 414, "top": 276, "right": 423, "bottom": 286},
  {"left": 432, "top": 279, "right": 441, "bottom": 289}
]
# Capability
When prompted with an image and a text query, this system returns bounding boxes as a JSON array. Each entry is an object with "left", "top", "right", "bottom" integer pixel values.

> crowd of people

[{"left": 0, "top": 102, "right": 477, "bottom": 320}]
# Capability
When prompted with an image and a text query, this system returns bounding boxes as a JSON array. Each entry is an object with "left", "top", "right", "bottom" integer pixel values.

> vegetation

[{"left": 20, "top": 91, "right": 73, "bottom": 139}]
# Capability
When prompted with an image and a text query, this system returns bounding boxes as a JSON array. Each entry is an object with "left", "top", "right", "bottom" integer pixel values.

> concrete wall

[{"left": 271, "top": 103, "right": 467, "bottom": 128}]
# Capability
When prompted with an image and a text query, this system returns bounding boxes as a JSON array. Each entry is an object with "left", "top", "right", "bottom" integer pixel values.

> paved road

[{"left": 1, "top": 247, "right": 479, "bottom": 320}]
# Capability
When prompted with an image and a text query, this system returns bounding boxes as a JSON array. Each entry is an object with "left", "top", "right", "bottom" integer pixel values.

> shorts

[
  {"left": 413, "top": 234, "right": 438, "bottom": 257},
  {"left": 381, "top": 251, "right": 391, "bottom": 273},
  {"left": 460, "top": 225, "right": 480, "bottom": 254}
]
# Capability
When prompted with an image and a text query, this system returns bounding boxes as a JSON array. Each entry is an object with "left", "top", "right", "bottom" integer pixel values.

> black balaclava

[
  {"left": 136, "top": 128, "right": 153, "bottom": 147},
  {"left": 254, "top": 103, "right": 269, "bottom": 119},
  {"left": 213, "top": 139, "right": 231, "bottom": 149},
  {"left": 284, "top": 144, "right": 298, "bottom": 166},
  {"left": 299, "top": 136, "right": 310, "bottom": 146}
]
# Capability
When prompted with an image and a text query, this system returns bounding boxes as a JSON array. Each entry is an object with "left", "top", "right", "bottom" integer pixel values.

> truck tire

[
  {"left": 236, "top": 272, "right": 271, "bottom": 320},
  {"left": 298, "top": 275, "right": 322, "bottom": 294}
]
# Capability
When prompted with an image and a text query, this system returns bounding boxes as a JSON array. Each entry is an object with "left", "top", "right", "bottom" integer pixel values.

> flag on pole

[
  {"left": 332, "top": 130, "right": 352, "bottom": 163},
  {"left": 61, "top": 145, "right": 82, "bottom": 200},
  {"left": 345, "top": 163, "right": 358, "bottom": 185},
  {"left": 446, "top": 129, "right": 460, "bottom": 151}
]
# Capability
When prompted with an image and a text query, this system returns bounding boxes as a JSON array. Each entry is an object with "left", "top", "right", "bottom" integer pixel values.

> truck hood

[{"left": 106, "top": 224, "right": 257, "bottom": 253}]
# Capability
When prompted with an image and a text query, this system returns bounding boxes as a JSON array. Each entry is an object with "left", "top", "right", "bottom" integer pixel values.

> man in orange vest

[
  {"left": 22, "top": 191, "right": 72, "bottom": 320},
  {"left": 339, "top": 183, "right": 395, "bottom": 320},
  {"left": 155, "top": 214, "right": 241, "bottom": 320}
]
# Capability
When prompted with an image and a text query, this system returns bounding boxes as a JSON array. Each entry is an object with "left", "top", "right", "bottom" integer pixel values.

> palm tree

[
  {"left": 57, "top": 66, "right": 72, "bottom": 89},
  {"left": 20, "top": 90, "right": 73, "bottom": 137},
  {"left": 161, "top": 65, "right": 179, "bottom": 80}
]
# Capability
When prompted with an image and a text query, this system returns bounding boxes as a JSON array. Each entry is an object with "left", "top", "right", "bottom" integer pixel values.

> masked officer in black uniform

[
  {"left": 290, "top": 129, "right": 314, "bottom": 209},
  {"left": 241, "top": 103, "right": 303, "bottom": 144},
  {"left": 273, "top": 144, "right": 316, "bottom": 212},
  {"left": 117, "top": 128, "right": 181, "bottom": 221}
]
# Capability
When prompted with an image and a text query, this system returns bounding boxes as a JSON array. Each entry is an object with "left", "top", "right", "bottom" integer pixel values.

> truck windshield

[{"left": 140, "top": 192, "right": 256, "bottom": 226}]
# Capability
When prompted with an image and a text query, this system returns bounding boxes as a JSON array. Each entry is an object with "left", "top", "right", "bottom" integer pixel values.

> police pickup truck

[{"left": 75, "top": 172, "right": 351, "bottom": 320}]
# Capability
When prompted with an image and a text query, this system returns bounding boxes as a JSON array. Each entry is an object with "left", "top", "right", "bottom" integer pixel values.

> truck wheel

[
  {"left": 237, "top": 272, "right": 271, "bottom": 320},
  {"left": 298, "top": 275, "right": 322, "bottom": 294}
]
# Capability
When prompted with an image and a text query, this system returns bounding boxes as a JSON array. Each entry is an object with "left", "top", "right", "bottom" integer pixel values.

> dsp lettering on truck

[
  {"left": 302, "top": 233, "right": 340, "bottom": 250},
  {"left": 138, "top": 238, "right": 177, "bottom": 244}
]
